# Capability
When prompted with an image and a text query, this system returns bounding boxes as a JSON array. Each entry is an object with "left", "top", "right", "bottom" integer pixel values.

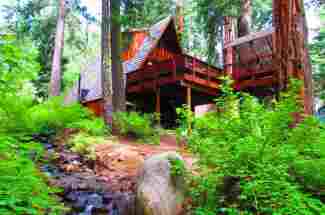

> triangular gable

[
  {"left": 123, "top": 16, "right": 180, "bottom": 74},
  {"left": 65, "top": 16, "right": 181, "bottom": 104}
]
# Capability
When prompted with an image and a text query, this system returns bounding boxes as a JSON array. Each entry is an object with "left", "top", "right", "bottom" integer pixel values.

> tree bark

[
  {"left": 301, "top": 3, "right": 314, "bottom": 114},
  {"left": 111, "top": 0, "right": 126, "bottom": 113},
  {"left": 176, "top": 0, "right": 184, "bottom": 35},
  {"left": 238, "top": 0, "right": 252, "bottom": 37},
  {"left": 49, "top": 0, "right": 66, "bottom": 97},
  {"left": 101, "top": 0, "right": 113, "bottom": 125}
]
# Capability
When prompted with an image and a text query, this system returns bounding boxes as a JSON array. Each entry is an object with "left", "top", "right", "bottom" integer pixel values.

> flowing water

[{"left": 36, "top": 135, "right": 136, "bottom": 215}]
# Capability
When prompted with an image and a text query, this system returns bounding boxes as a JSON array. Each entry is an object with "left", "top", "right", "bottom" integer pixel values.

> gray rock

[{"left": 136, "top": 152, "right": 186, "bottom": 215}]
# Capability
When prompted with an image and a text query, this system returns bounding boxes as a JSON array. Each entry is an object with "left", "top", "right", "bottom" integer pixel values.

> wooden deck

[{"left": 126, "top": 54, "right": 222, "bottom": 95}]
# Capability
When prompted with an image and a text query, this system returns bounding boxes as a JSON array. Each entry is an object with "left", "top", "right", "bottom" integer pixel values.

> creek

[{"left": 35, "top": 135, "right": 136, "bottom": 215}]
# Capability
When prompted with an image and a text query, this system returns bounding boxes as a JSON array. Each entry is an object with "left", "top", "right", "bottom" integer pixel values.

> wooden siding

[{"left": 84, "top": 100, "right": 104, "bottom": 117}]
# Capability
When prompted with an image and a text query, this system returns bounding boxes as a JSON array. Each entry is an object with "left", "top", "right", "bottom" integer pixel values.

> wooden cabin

[
  {"left": 65, "top": 16, "right": 223, "bottom": 127},
  {"left": 66, "top": 0, "right": 314, "bottom": 127}
]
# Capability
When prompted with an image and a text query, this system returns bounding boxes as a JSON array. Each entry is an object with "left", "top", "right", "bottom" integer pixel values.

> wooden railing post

[
  {"left": 207, "top": 66, "right": 211, "bottom": 85},
  {"left": 186, "top": 86, "right": 192, "bottom": 135},
  {"left": 156, "top": 87, "right": 161, "bottom": 126},
  {"left": 172, "top": 58, "right": 177, "bottom": 80}
]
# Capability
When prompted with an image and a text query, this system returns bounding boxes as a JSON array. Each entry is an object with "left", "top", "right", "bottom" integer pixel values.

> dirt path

[{"left": 94, "top": 134, "right": 196, "bottom": 193}]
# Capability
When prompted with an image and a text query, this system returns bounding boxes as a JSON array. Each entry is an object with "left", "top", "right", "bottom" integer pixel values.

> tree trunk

[
  {"left": 101, "top": 0, "right": 113, "bottom": 125},
  {"left": 238, "top": 0, "right": 252, "bottom": 37},
  {"left": 111, "top": 0, "right": 126, "bottom": 113},
  {"left": 49, "top": 0, "right": 65, "bottom": 97},
  {"left": 302, "top": 4, "right": 314, "bottom": 114},
  {"left": 176, "top": 0, "right": 184, "bottom": 35}
]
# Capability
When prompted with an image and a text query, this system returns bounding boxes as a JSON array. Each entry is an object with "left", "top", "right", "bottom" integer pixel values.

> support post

[
  {"left": 156, "top": 88, "right": 161, "bottom": 125},
  {"left": 186, "top": 86, "right": 192, "bottom": 135}
]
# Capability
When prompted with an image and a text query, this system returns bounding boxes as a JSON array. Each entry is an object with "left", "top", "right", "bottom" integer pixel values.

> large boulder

[{"left": 136, "top": 152, "right": 186, "bottom": 215}]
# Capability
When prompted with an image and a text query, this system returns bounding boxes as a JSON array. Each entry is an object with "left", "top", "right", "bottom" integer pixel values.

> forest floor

[
  {"left": 42, "top": 131, "right": 195, "bottom": 214},
  {"left": 95, "top": 134, "right": 196, "bottom": 192}
]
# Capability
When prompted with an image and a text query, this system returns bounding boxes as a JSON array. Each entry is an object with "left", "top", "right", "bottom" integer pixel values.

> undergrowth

[
  {"left": 0, "top": 135, "right": 67, "bottom": 214},
  {"left": 113, "top": 111, "right": 160, "bottom": 144},
  {"left": 0, "top": 38, "right": 107, "bottom": 214},
  {"left": 68, "top": 132, "right": 106, "bottom": 160},
  {"left": 181, "top": 78, "right": 325, "bottom": 214}
]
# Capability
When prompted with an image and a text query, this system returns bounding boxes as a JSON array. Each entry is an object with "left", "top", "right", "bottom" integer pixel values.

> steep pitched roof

[
  {"left": 123, "top": 16, "right": 176, "bottom": 73},
  {"left": 65, "top": 16, "right": 179, "bottom": 104}
]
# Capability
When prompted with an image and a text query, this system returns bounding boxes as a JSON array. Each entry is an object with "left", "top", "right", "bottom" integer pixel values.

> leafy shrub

[
  {"left": 0, "top": 94, "right": 35, "bottom": 137},
  {"left": 67, "top": 118, "right": 107, "bottom": 136},
  {"left": 175, "top": 105, "right": 194, "bottom": 143},
  {"left": 0, "top": 39, "right": 100, "bottom": 214},
  {"left": 29, "top": 97, "right": 92, "bottom": 134},
  {"left": 113, "top": 112, "right": 159, "bottom": 144},
  {"left": 68, "top": 132, "right": 106, "bottom": 160},
  {"left": 182, "top": 79, "right": 325, "bottom": 214},
  {"left": 0, "top": 94, "right": 107, "bottom": 138},
  {"left": 169, "top": 156, "right": 186, "bottom": 178},
  {"left": 0, "top": 135, "right": 67, "bottom": 215},
  {"left": 292, "top": 159, "right": 325, "bottom": 195},
  {"left": 0, "top": 38, "right": 39, "bottom": 93}
]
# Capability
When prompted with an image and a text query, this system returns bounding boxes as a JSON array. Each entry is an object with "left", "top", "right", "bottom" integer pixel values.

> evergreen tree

[
  {"left": 101, "top": 0, "right": 113, "bottom": 125},
  {"left": 49, "top": 0, "right": 66, "bottom": 97}
]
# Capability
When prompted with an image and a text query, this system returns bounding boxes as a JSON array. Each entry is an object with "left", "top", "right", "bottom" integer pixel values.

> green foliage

[
  {"left": 292, "top": 159, "right": 325, "bottom": 195},
  {"left": 182, "top": 79, "right": 325, "bottom": 214},
  {"left": 191, "top": 0, "right": 241, "bottom": 64},
  {"left": 0, "top": 37, "right": 39, "bottom": 93},
  {"left": 29, "top": 97, "right": 93, "bottom": 134},
  {"left": 113, "top": 112, "right": 160, "bottom": 144},
  {"left": 121, "top": 0, "right": 174, "bottom": 29},
  {"left": 176, "top": 105, "right": 193, "bottom": 143},
  {"left": 169, "top": 156, "right": 186, "bottom": 178},
  {"left": 251, "top": 0, "right": 273, "bottom": 31},
  {"left": 2, "top": 0, "right": 98, "bottom": 97},
  {"left": 310, "top": 7, "right": 325, "bottom": 100},
  {"left": 0, "top": 95, "right": 102, "bottom": 138},
  {"left": 0, "top": 136, "right": 67, "bottom": 215},
  {"left": 0, "top": 39, "right": 105, "bottom": 214},
  {"left": 68, "top": 132, "right": 106, "bottom": 160},
  {"left": 67, "top": 118, "right": 108, "bottom": 136}
]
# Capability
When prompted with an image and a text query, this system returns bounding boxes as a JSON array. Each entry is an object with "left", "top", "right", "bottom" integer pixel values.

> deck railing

[{"left": 126, "top": 54, "right": 222, "bottom": 93}]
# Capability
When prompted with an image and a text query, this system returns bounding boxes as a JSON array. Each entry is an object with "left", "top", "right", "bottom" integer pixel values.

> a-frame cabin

[
  {"left": 66, "top": 0, "right": 314, "bottom": 127},
  {"left": 65, "top": 16, "right": 223, "bottom": 127}
]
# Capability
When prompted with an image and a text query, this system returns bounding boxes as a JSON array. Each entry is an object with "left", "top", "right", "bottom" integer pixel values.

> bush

[
  {"left": 113, "top": 112, "right": 159, "bottom": 144},
  {"left": 183, "top": 79, "right": 325, "bottom": 214},
  {"left": 292, "top": 159, "right": 325, "bottom": 195},
  {"left": 29, "top": 97, "right": 93, "bottom": 134},
  {"left": 0, "top": 135, "right": 67, "bottom": 215},
  {"left": 67, "top": 118, "right": 107, "bottom": 136},
  {"left": 0, "top": 94, "right": 107, "bottom": 138},
  {"left": 68, "top": 132, "right": 106, "bottom": 160},
  {"left": 0, "top": 39, "right": 105, "bottom": 214}
]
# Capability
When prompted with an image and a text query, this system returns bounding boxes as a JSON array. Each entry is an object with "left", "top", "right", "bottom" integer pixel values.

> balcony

[{"left": 126, "top": 54, "right": 222, "bottom": 95}]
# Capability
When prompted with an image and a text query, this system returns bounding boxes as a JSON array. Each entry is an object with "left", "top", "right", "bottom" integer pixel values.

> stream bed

[{"left": 36, "top": 135, "right": 136, "bottom": 215}]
